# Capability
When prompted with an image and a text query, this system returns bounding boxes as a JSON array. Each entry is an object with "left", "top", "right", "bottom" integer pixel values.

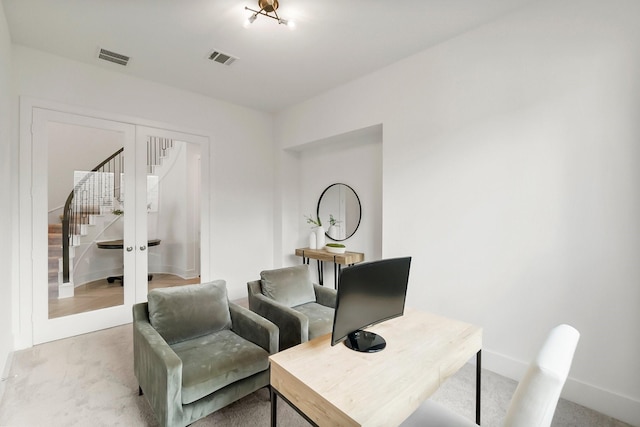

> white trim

[
  {"left": 19, "top": 96, "right": 212, "bottom": 139},
  {"left": 17, "top": 98, "right": 35, "bottom": 349},
  {"left": 0, "top": 351, "right": 15, "bottom": 403}
]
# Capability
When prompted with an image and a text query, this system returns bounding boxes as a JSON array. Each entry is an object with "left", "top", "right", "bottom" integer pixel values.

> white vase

[
  {"left": 308, "top": 231, "right": 317, "bottom": 249},
  {"left": 327, "top": 225, "right": 338, "bottom": 240},
  {"left": 315, "top": 226, "right": 326, "bottom": 249}
]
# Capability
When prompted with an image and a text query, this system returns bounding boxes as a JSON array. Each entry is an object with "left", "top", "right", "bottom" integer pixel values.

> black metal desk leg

[
  {"left": 271, "top": 386, "right": 277, "bottom": 427},
  {"left": 476, "top": 350, "right": 482, "bottom": 425}
]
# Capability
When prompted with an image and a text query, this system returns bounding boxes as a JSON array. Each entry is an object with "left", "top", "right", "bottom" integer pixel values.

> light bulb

[
  {"left": 243, "top": 13, "right": 257, "bottom": 28},
  {"left": 279, "top": 18, "right": 295, "bottom": 29}
]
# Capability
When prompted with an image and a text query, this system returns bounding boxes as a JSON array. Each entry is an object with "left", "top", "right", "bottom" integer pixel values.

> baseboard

[
  {"left": 483, "top": 350, "right": 640, "bottom": 426},
  {"left": 74, "top": 267, "right": 195, "bottom": 285},
  {"left": 561, "top": 377, "right": 640, "bottom": 427},
  {"left": 0, "top": 350, "right": 15, "bottom": 403},
  {"left": 73, "top": 268, "right": 122, "bottom": 287},
  {"left": 148, "top": 266, "right": 196, "bottom": 278},
  {"left": 58, "top": 282, "right": 74, "bottom": 298}
]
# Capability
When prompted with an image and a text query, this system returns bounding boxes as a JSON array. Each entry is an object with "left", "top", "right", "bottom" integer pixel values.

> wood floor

[{"left": 48, "top": 273, "right": 200, "bottom": 319}]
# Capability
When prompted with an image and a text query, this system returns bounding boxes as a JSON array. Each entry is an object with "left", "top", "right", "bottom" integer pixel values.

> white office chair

[{"left": 402, "top": 324, "right": 580, "bottom": 427}]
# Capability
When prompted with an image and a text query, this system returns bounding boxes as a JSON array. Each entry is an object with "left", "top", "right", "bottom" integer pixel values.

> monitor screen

[{"left": 330, "top": 257, "right": 411, "bottom": 352}]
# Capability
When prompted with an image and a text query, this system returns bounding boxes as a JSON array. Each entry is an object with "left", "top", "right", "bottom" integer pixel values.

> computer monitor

[{"left": 330, "top": 257, "right": 411, "bottom": 353}]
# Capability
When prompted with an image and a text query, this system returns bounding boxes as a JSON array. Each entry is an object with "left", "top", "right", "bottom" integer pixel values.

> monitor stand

[{"left": 344, "top": 330, "right": 386, "bottom": 353}]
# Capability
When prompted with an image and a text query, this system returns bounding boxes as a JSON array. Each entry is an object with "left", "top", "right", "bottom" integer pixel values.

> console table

[
  {"left": 96, "top": 238, "right": 161, "bottom": 285},
  {"left": 295, "top": 248, "right": 364, "bottom": 288}
]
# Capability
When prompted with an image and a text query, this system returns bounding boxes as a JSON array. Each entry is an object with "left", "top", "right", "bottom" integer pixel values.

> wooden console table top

[{"left": 295, "top": 247, "right": 364, "bottom": 265}]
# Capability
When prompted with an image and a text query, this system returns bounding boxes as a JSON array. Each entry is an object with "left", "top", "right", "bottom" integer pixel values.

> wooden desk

[
  {"left": 270, "top": 308, "right": 482, "bottom": 426},
  {"left": 295, "top": 248, "right": 365, "bottom": 288}
]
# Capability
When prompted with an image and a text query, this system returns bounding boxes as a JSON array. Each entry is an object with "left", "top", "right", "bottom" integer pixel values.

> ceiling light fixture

[{"left": 244, "top": 0, "right": 295, "bottom": 28}]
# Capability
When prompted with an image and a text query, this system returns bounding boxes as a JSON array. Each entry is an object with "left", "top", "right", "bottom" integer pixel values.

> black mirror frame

[{"left": 316, "top": 183, "right": 362, "bottom": 242}]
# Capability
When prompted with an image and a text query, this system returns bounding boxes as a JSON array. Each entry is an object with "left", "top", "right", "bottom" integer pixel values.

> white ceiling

[{"left": 2, "top": 0, "right": 535, "bottom": 112}]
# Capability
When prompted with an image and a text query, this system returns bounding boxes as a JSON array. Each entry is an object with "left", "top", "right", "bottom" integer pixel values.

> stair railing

[
  {"left": 61, "top": 148, "right": 124, "bottom": 283},
  {"left": 60, "top": 137, "right": 174, "bottom": 284}
]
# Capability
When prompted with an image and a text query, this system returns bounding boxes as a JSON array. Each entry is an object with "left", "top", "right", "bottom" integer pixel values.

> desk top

[
  {"left": 96, "top": 239, "right": 161, "bottom": 249},
  {"left": 295, "top": 247, "right": 364, "bottom": 265},
  {"left": 269, "top": 308, "right": 482, "bottom": 426}
]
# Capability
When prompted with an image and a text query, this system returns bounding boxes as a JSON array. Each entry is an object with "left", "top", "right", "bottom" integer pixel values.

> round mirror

[{"left": 317, "top": 183, "right": 361, "bottom": 241}]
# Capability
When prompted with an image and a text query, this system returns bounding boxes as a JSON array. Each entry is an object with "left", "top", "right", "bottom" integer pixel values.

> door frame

[{"left": 17, "top": 97, "right": 211, "bottom": 348}]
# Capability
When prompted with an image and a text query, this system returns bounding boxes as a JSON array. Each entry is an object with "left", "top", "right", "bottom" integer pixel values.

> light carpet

[{"left": 0, "top": 324, "right": 631, "bottom": 427}]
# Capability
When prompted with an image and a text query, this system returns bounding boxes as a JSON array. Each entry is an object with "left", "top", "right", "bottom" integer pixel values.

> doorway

[{"left": 28, "top": 106, "right": 208, "bottom": 345}]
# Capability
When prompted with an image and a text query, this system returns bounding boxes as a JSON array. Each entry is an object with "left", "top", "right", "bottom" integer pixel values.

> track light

[{"left": 244, "top": 0, "right": 294, "bottom": 28}]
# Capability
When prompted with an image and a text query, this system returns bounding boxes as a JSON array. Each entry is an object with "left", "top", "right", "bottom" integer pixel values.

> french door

[{"left": 28, "top": 107, "right": 208, "bottom": 345}]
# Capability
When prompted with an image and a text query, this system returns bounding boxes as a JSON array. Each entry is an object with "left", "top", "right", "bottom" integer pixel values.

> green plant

[
  {"left": 328, "top": 214, "right": 342, "bottom": 227},
  {"left": 304, "top": 214, "right": 322, "bottom": 228},
  {"left": 326, "top": 243, "right": 345, "bottom": 248}
]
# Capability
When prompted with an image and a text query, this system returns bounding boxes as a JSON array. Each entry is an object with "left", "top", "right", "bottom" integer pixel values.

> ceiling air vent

[
  {"left": 208, "top": 50, "right": 237, "bottom": 66},
  {"left": 98, "top": 48, "right": 130, "bottom": 66}
]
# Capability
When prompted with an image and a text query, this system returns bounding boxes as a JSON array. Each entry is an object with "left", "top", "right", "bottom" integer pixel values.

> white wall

[
  {"left": 151, "top": 140, "right": 201, "bottom": 279},
  {"left": 274, "top": 0, "right": 640, "bottom": 424},
  {"left": 47, "top": 122, "right": 123, "bottom": 218},
  {"left": 13, "top": 45, "right": 274, "bottom": 309},
  {"left": 0, "top": 2, "right": 14, "bottom": 381}
]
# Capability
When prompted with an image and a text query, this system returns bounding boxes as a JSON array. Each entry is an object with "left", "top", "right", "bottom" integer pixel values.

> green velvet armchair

[
  {"left": 247, "top": 265, "right": 336, "bottom": 351},
  {"left": 133, "top": 280, "right": 278, "bottom": 427}
]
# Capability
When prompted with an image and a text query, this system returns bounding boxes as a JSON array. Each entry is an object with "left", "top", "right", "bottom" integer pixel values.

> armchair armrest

[
  {"left": 247, "top": 283, "right": 309, "bottom": 350},
  {"left": 229, "top": 302, "right": 279, "bottom": 354},
  {"left": 132, "top": 303, "right": 183, "bottom": 427},
  {"left": 314, "top": 284, "right": 337, "bottom": 308}
]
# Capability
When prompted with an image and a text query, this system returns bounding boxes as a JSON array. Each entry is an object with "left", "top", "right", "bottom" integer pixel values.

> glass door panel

[
  {"left": 33, "top": 108, "right": 136, "bottom": 344},
  {"left": 136, "top": 128, "right": 203, "bottom": 297},
  {"left": 47, "top": 121, "right": 127, "bottom": 318}
]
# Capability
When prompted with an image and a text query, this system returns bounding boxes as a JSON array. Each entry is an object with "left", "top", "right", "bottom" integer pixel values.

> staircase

[
  {"left": 48, "top": 223, "right": 62, "bottom": 298},
  {"left": 50, "top": 136, "right": 176, "bottom": 297}
]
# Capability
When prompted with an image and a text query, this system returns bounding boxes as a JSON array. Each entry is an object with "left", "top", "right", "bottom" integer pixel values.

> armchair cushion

[
  {"left": 294, "top": 302, "right": 335, "bottom": 340},
  {"left": 148, "top": 280, "right": 232, "bottom": 345},
  {"left": 171, "top": 329, "right": 270, "bottom": 405},
  {"left": 260, "top": 265, "right": 316, "bottom": 308},
  {"left": 248, "top": 274, "right": 337, "bottom": 351}
]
